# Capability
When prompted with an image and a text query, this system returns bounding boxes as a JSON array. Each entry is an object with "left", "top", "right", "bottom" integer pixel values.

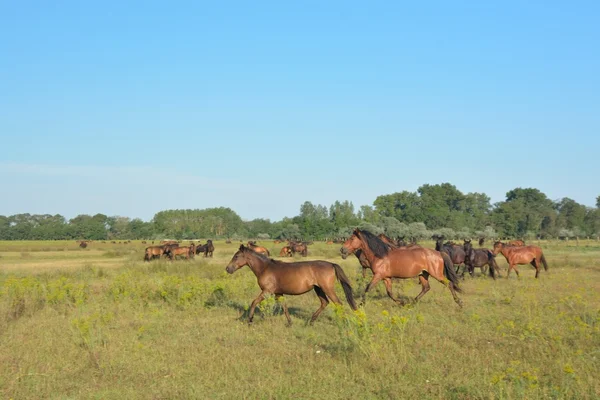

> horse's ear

[{"left": 239, "top": 244, "right": 245, "bottom": 251}]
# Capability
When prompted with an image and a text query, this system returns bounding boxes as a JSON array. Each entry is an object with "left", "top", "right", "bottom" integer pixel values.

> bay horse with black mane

[
  {"left": 463, "top": 239, "right": 499, "bottom": 279},
  {"left": 435, "top": 237, "right": 466, "bottom": 275},
  {"left": 493, "top": 241, "right": 548, "bottom": 278},
  {"left": 341, "top": 229, "right": 463, "bottom": 307},
  {"left": 225, "top": 245, "right": 357, "bottom": 325}
]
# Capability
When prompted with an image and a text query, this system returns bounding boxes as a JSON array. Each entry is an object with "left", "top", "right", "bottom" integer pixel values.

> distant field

[{"left": 1, "top": 240, "right": 599, "bottom": 399}]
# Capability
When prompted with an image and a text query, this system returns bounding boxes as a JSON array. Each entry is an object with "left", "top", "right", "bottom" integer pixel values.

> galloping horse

[
  {"left": 435, "top": 237, "right": 466, "bottom": 274},
  {"left": 341, "top": 229, "right": 462, "bottom": 307},
  {"left": 247, "top": 241, "right": 270, "bottom": 256},
  {"left": 463, "top": 239, "right": 498, "bottom": 278},
  {"left": 493, "top": 241, "right": 548, "bottom": 278},
  {"left": 225, "top": 245, "right": 357, "bottom": 325}
]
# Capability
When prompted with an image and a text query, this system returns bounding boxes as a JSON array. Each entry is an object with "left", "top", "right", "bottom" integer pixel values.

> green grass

[{"left": 1, "top": 240, "right": 599, "bottom": 399}]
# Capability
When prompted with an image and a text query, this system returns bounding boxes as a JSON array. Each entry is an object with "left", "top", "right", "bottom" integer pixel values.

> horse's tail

[
  {"left": 333, "top": 263, "right": 358, "bottom": 310},
  {"left": 540, "top": 253, "right": 548, "bottom": 271},
  {"left": 486, "top": 251, "right": 496, "bottom": 279},
  {"left": 442, "top": 252, "right": 462, "bottom": 293}
]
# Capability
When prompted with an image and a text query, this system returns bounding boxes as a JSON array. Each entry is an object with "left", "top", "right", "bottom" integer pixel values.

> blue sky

[{"left": 1, "top": 1, "right": 599, "bottom": 221}]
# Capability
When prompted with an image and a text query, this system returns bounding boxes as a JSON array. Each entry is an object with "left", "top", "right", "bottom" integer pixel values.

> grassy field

[{"left": 1, "top": 239, "right": 599, "bottom": 399}]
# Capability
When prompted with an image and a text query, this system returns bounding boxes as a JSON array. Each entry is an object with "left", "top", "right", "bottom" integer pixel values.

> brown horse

[
  {"left": 288, "top": 241, "right": 308, "bottom": 257},
  {"left": 167, "top": 245, "right": 193, "bottom": 260},
  {"left": 493, "top": 241, "right": 548, "bottom": 278},
  {"left": 144, "top": 245, "right": 166, "bottom": 261},
  {"left": 279, "top": 246, "right": 293, "bottom": 257},
  {"left": 225, "top": 245, "right": 357, "bottom": 325},
  {"left": 435, "top": 237, "right": 466, "bottom": 274},
  {"left": 463, "top": 239, "right": 499, "bottom": 278},
  {"left": 247, "top": 241, "right": 270, "bottom": 256},
  {"left": 341, "top": 229, "right": 462, "bottom": 307},
  {"left": 508, "top": 239, "right": 525, "bottom": 246},
  {"left": 195, "top": 240, "right": 215, "bottom": 257}
]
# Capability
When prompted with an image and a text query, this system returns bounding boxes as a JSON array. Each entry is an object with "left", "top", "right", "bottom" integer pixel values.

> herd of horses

[
  {"left": 137, "top": 232, "right": 548, "bottom": 325},
  {"left": 224, "top": 230, "right": 549, "bottom": 325},
  {"left": 143, "top": 240, "right": 214, "bottom": 261}
]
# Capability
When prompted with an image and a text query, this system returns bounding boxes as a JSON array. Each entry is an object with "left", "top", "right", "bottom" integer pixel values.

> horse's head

[
  {"left": 492, "top": 241, "right": 503, "bottom": 255},
  {"left": 225, "top": 245, "right": 250, "bottom": 273},
  {"left": 463, "top": 239, "right": 472, "bottom": 252},
  {"left": 340, "top": 229, "right": 363, "bottom": 259}
]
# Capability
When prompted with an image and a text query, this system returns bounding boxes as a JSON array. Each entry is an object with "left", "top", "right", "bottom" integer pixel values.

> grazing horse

[
  {"left": 247, "top": 241, "right": 270, "bottom": 256},
  {"left": 463, "top": 239, "right": 499, "bottom": 279},
  {"left": 435, "top": 238, "right": 466, "bottom": 274},
  {"left": 195, "top": 240, "right": 214, "bottom": 257},
  {"left": 508, "top": 239, "right": 525, "bottom": 246},
  {"left": 288, "top": 242, "right": 308, "bottom": 257},
  {"left": 341, "top": 229, "right": 462, "bottom": 307},
  {"left": 279, "top": 246, "right": 293, "bottom": 257},
  {"left": 225, "top": 245, "right": 357, "bottom": 325},
  {"left": 493, "top": 241, "right": 548, "bottom": 278}
]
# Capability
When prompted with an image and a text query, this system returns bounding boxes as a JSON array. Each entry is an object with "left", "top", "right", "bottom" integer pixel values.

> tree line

[{"left": 1, "top": 184, "right": 599, "bottom": 241}]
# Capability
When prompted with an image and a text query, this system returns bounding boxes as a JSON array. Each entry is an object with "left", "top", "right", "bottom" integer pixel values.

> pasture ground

[{"left": 1, "top": 240, "right": 599, "bottom": 399}]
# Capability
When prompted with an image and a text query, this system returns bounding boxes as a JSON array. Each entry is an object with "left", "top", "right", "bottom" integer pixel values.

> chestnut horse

[
  {"left": 168, "top": 245, "right": 193, "bottom": 260},
  {"left": 225, "top": 245, "right": 357, "bottom": 324},
  {"left": 493, "top": 241, "right": 548, "bottom": 278},
  {"left": 279, "top": 246, "right": 293, "bottom": 257},
  {"left": 247, "top": 241, "right": 270, "bottom": 256},
  {"left": 508, "top": 239, "right": 525, "bottom": 246},
  {"left": 341, "top": 229, "right": 462, "bottom": 307}
]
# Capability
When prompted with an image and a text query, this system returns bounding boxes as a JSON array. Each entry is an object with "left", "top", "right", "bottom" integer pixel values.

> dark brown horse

[
  {"left": 341, "top": 229, "right": 462, "bottom": 307},
  {"left": 435, "top": 237, "right": 466, "bottom": 274},
  {"left": 463, "top": 239, "right": 499, "bottom": 279},
  {"left": 195, "top": 240, "right": 215, "bottom": 257},
  {"left": 225, "top": 245, "right": 357, "bottom": 325},
  {"left": 279, "top": 246, "right": 293, "bottom": 257},
  {"left": 493, "top": 241, "right": 548, "bottom": 278},
  {"left": 288, "top": 242, "right": 308, "bottom": 257},
  {"left": 247, "top": 241, "right": 270, "bottom": 256}
]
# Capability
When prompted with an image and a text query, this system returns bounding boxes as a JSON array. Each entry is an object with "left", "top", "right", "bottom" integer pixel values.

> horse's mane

[{"left": 357, "top": 229, "right": 389, "bottom": 258}]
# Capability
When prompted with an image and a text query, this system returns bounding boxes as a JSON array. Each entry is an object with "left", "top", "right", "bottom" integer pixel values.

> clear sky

[{"left": 1, "top": 1, "right": 599, "bottom": 221}]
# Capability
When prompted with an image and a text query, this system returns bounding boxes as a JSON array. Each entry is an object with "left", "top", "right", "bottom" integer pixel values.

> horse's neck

[
  {"left": 246, "top": 253, "right": 269, "bottom": 277},
  {"left": 358, "top": 240, "right": 382, "bottom": 264}
]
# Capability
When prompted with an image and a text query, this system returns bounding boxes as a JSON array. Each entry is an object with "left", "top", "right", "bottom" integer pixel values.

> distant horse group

[{"left": 143, "top": 240, "right": 215, "bottom": 261}]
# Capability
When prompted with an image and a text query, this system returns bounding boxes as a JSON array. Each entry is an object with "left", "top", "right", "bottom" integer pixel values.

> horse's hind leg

[
  {"left": 531, "top": 260, "right": 540, "bottom": 278},
  {"left": 383, "top": 278, "right": 405, "bottom": 305},
  {"left": 275, "top": 295, "right": 292, "bottom": 326},
  {"left": 310, "top": 286, "right": 329, "bottom": 324},
  {"left": 414, "top": 274, "right": 431, "bottom": 303}
]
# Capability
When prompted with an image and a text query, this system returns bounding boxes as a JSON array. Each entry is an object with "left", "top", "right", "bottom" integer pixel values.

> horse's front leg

[
  {"left": 383, "top": 278, "right": 405, "bottom": 305},
  {"left": 362, "top": 275, "right": 383, "bottom": 305},
  {"left": 248, "top": 291, "right": 267, "bottom": 324}
]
